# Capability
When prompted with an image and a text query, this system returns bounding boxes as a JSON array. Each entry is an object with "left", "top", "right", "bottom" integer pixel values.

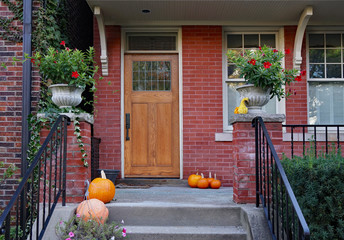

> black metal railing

[
  {"left": 0, "top": 115, "right": 70, "bottom": 240},
  {"left": 283, "top": 124, "right": 344, "bottom": 158},
  {"left": 252, "top": 117, "right": 310, "bottom": 240}
]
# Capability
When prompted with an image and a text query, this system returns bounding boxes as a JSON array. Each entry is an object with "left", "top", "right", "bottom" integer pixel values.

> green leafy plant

[
  {"left": 56, "top": 214, "right": 127, "bottom": 240},
  {"left": 282, "top": 144, "right": 344, "bottom": 240},
  {"left": 25, "top": 41, "right": 100, "bottom": 89},
  {"left": 227, "top": 45, "right": 304, "bottom": 100}
]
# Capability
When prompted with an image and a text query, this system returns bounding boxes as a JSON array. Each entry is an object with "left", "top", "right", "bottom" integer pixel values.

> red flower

[
  {"left": 30, "top": 59, "right": 35, "bottom": 64},
  {"left": 60, "top": 41, "right": 65, "bottom": 46},
  {"left": 72, "top": 71, "right": 79, "bottom": 78},
  {"left": 66, "top": 47, "right": 70, "bottom": 51},
  {"left": 248, "top": 59, "right": 256, "bottom": 65},
  {"left": 263, "top": 61, "right": 272, "bottom": 69},
  {"left": 273, "top": 49, "right": 278, "bottom": 53},
  {"left": 295, "top": 75, "right": 302, "bottom": 82},
  {"left": 301, "top": 70, "right": 306, "bottom": 76},
  {"left": 259, "top": 46, "right": 262, "bottom": 50},
  {"left": 285, "top": 49, "right": 291, "bottom": 54}
]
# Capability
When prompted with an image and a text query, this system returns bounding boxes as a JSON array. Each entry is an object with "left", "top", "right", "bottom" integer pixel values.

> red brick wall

[
  {"left": 182, "top": 26, "right": 234, "bottom": 186},
  {"left": 93, "top": 23, "right": 122, "bottom": 172},
  {"left": 284, "top": 26, "right": 308, "bottom": 125}
]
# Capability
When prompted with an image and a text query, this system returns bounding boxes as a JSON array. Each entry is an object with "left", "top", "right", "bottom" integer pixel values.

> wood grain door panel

[{"left": 124, "top": 55, "right": 179, "bottom": 177}]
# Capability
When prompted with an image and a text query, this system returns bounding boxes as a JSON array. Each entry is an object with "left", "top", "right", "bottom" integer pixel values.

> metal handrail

[
  {"left": 0, "top": 115, "right": 70, "bottom": 240},
  {"left": 283, "top": 124, "right": 344, "bottom": 158},
  {"left": 253, "top": 117, "right": 310, "bottom": 240}
]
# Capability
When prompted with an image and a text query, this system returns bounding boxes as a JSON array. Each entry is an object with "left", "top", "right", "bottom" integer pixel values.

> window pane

[
  {"left": 227, "top": 34, "right": 242, "bottom": 48},
  {"left": 244, "top": 34, "right": 259, "bottom": 48},
  {"left": 326, "top": 34, "right": 341, "bottom": 48},
  {"left": 326, "top": 64, "right": 341, "bottom": 78},
  {"left": 309, "top": 64, "right": 325, "bottom": 78},
  {"left": 309, "top": 34, "right": 324, "bottom": 48},
  {"left": 326, "top": 49, "right": 341, "bottom": 63},
  {"left": 128, "top": 36, "right": 176, "bottom": 51},
  {"left": 309, "top": 82, "right": 344, "bottom": 124},
  {"left": 260, "top": 34, "right": 276, "bottom": 48},
  {"left": 309, "top": 49, "right": 324, "bottom": 63},
  {"left": 228, "top": 65, "right": 240, "bottom": 79}
]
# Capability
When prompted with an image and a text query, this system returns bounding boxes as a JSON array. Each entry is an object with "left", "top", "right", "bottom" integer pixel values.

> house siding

[
  {"left": 182, "top": 26, "right": 234, "bottom": 186},
  {"left": 93, "top": 24, "right": 122, "bottom": 172}
]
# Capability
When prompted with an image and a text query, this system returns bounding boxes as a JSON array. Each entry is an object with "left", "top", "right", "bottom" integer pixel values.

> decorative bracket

[
  {"left": 293, "top": 6, "right": 313, "bottom": 70},
  {"left": 94, "top": 6, "right": 108, "bottom": 76}
]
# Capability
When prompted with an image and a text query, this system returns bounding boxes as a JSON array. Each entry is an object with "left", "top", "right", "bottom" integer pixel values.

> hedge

[{"left": 282, "top": 146, "right": 344, "bottom": 240}]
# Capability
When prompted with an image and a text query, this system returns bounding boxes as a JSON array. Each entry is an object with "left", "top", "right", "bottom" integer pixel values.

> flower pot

[
  {"left": 236, "top": 84, "right": 271, "bottom": 114},
  {"left": 97, "top": 169, "right": 120, "bottom": 185},
  {"left": 49, "top": 84, "right": 85, "bottom": 108}
]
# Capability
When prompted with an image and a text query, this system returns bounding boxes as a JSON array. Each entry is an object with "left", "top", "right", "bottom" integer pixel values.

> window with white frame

[
  {"left": 308, "top": 33, "right": 344, "bottom": 124},
  {"left": 224, "top": 33, "right": 278, "bottom": 130}
]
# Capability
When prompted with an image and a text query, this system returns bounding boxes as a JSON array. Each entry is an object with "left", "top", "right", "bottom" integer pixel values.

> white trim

[
  {"left": 94, "top": 6, "right": 108, "bottom": 76},
  {"left": 120, "top": 27, "right": 183, "bottom": 179},
  {"left": 293, "top": 6, "right": 313, "bottom": 70},
  {"left": 215, "top": 132, "right": 233, "bottom": 142}
]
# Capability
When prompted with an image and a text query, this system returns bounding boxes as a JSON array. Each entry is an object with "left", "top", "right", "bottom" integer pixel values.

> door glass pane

[{"left": 133, "top": 61, "right": 171, "bottom": 91}]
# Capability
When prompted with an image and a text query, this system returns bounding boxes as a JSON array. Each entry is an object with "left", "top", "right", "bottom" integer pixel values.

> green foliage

[
  {"left": 282, "top": 145, "right": 344, "bottom": 240},
  {"left": 0, "top": 0, "right": 23, "bottom": 42},
  {"left": 56, "top": 215, "right": 127, "bottom": 240},
  {"left": 227, "top": 45, "right": 302, "bottom": 100},
  {"left": 28, "top": 44, "right": 99, "bottom": 89},
  {"left": 0, "top": 162, "right": 19, "bottom": 186}
]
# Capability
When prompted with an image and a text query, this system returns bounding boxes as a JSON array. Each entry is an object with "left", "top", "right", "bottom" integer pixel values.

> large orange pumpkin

[
  {"left": 76, "top": 198, "right": 109, "bottom": 224},
  {"left": 197, "top": 173, "right": 209, "bottom": 189},
  {"left": 88, "top": 170, "right": 116, "bottom": 203},
  {"left": 188, "top": 171, "right": 201, "bottom": 188}
]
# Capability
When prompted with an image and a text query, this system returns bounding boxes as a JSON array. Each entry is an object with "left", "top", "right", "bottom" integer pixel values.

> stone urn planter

[
  {"left": 49, "top": 84, "right": 84, "bottom": 108},
  {"left": 236, "top": 84, "right": 271, "bottom": 114}
]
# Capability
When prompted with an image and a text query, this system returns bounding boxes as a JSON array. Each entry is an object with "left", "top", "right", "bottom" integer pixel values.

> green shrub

[{"left": 282, "top": 145, "right": 344, "bottom": 240}]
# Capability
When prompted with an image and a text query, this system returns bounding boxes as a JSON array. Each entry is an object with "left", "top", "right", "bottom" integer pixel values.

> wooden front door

[{"left": 124, "top": 55, "right": 179, "bottom": 177}]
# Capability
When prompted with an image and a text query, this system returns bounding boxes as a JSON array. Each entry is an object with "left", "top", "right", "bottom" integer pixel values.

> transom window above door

[
  {"left": 126, "top": 33, "right": 177, "bottom": 51},
  {"left": 225, "top": 33, "right": 278, "bottom": 130}
]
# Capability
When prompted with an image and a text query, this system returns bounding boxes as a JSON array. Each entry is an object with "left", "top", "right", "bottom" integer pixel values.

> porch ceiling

[{"left": 85, "top": 0, "right": 344, "bottom": 26}]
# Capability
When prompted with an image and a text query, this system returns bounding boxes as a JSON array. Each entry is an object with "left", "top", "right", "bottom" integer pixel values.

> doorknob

[{"left": 126, "top": 113, "right": 130, "bottom": 141}]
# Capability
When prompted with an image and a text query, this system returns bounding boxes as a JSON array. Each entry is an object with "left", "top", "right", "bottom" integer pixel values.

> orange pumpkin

[
  {"left": 210, "top": 173, "right": 221, "bottom": 189},
  {"left": 207, "top": 172, "right": 214, "bottom": 186},
  {"left": 188, "top": 171, "right": 201, "bottom": 188},
  {"left": 197, "top": 173, "right": 209, "bottom": 189},
  {"left": 76, "top": 198, "right": 109, "bottom": 224},
  {"left": 88, "top": 170, "right": 116, "bottom": 203}
]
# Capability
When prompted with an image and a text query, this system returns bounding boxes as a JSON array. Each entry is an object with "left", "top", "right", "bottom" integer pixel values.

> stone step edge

[
  {"left": 125, "top": 225, "right": 247, "bottom": 235},
  {"left": 107, "top": 202, "right": 242, "bottom": 209}
]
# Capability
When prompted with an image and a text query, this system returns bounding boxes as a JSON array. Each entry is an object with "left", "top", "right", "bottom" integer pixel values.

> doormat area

[{"left": 115, "top": 183, "right": 151, "bottom": 189}]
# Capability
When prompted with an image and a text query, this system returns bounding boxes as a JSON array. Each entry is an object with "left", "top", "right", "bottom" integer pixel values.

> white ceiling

[{"left": 86, "top": 0, "right": 344, "bottom": 26}]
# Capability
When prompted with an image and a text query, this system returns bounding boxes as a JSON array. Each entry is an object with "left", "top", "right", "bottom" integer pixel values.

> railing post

[
  {"left": 253, "top": 117, "right": 260, "bottom": 208},
  {"left": 62, "top": 117, "right": 70, "bottom": 206}
]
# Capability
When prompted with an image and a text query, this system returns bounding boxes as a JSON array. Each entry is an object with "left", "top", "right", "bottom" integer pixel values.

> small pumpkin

[
  {"left": 88, "top": 170, "right": 116, "bottom": 203},
  {"left": 197, "top": 173, "right": 209, "bottom": 189},
  {"left": 76, "top": 198, "right": 109, "bottom": 224},
  {"left": 210, "top": 173, "right": 221, "bottom": 189},
  {"left": 207, "top": 172, "right": 214, "bottom": 186},
  {"left": 188, "top": 171, "right": 202, "bottom": 188}
]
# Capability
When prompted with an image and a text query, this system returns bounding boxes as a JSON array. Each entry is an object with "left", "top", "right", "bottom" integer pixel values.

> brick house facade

[{"left": 1, "top": 1, "right": 344, "bottom": 203}]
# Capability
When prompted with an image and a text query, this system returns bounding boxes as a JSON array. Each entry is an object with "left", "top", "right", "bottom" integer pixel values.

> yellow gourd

[{"left": 236, "top": 97, "right": 249, "bottom": 114}]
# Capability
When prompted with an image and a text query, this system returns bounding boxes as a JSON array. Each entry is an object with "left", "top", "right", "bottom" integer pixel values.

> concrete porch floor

[{"left": 45, "top": 183, "right": 271, "bottom": 240}]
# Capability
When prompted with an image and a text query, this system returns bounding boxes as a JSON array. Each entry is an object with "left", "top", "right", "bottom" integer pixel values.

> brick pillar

[
  {"left": 231, "top": 114, "right": 285, "bottom": 204},
  {"left": 65, "top": 116, "right": 92, "bottom": 203}
]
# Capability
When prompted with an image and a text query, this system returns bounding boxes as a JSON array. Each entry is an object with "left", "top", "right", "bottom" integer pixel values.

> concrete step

[
  {"left": 116, "top": 178, "right": 188, "bottom": 187},
  {"left": 107, "top": 202, "right": 248, "bottom": 240},
  {"left": 126, "top": 226, "right": 247, "bottom": 240}
]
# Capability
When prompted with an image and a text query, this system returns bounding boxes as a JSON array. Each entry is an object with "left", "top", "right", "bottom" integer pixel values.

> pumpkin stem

[
  {"left": 214, "top": 173, "right": 217, "bottom": 180},
  {"left": 101, "top": 170, "right": 107, "bottom": 179},
  {"left": 196, "top": 169, "right": 199, "bottom": 175},
  {"left": 209, "top": 172, "right": 212, "bottom": 178},
  {"left": 201, "top": 173, "right": 204, "bottom": 178}
]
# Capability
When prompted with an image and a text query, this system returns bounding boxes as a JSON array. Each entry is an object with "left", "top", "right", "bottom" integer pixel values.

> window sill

[{"left": 215, "top": 132, "right": 233, "bottom": 142}]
